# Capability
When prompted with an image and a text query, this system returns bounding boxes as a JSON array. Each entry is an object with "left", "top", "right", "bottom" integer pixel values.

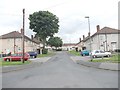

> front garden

[
  {"left": 90, "top": 54, "right": 120, "bottom": 63},
  {"left": 69, "top": 50, "right": 80, "bottom": 56},
  {"left": 0, "top": 58, "right": 31, "bottom": 66}
]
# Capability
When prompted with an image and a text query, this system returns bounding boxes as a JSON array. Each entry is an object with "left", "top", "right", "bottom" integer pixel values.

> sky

[{"left": 0, "top": 0, "right": 119, "bottom": 43}]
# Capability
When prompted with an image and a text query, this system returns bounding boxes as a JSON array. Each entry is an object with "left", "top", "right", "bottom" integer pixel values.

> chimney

[
  {"left": 88, "top": 32, "right": 90, "bottom": 37},
  {"left": 79, "top": 38, "right": 81, "bottom": 42},
  {"left": 97, "top": 25, "right": 100, "bottom": 32},
  {"left": 20, "top": 28, "right": 23, "bottom": 34},
  {"left": 31, "top": 35, "right": 33, "bottom": 40},
  {"left": 83, "top": 35, "right": 85, "bottom": 40}
]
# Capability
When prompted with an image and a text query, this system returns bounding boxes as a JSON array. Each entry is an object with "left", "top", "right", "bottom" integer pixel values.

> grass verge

[
  {"left": 90, "top": 54, "right": 120, "bottom": 63},
  {"left": 37, "top": 52, "right": 55, "bottom": 58},
  {"left": 0, "top": 58, "right": 31, "bottom": 66},
  {"left": 69, "top": 50, "right": 80, "bottom": 56}
]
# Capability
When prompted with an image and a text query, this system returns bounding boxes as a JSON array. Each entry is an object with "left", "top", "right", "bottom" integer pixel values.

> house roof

[
  {"left": 92, "top": 27, "right": 120, "bottom": 37},
  {"left": 63, "top": 43, "right": 76, "bottom": 46},
  {"left": 0, "top": 31, "right": 40, "bottom": 44},
  {"left": 0, "top": 31, "right": 22, "bottom": 39}
]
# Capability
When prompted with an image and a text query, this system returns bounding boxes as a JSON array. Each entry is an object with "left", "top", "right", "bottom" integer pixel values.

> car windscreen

[
  {"left": 11, "top": 53, "right": 24, "bottom": 56},
  {"left": 28, "top": 52, "right": 37, "bottom": 54},
  {"left": 28, "top": 52, "right": 34, "bottom": 53}
]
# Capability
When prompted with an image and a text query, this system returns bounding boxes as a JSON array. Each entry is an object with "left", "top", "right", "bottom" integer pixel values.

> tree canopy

[
  {"left": 29, "top": 11, "right": 59, "bottom": 48},
  {"left": 47, "top": 37, "right": 63, "bottom": 48}
]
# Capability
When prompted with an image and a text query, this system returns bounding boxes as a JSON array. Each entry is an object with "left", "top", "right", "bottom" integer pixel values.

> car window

[
  {"left": 95, "top": 51, "right": 99, "bottom": 53},
  {"left": 28, "top": 52, "right": 36, "bottom": 54},
  {"left": 100, "top": 51, "right": 104, "bottom": 53},
  {"left": 11, "top": 53, "right": 26, "bottom": 56},
  {"left": 11, "top": 54, "right": 17, "bottom": 56}
]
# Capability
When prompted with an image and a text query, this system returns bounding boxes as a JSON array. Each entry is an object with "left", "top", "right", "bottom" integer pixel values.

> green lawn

[
  {"left": 0, "top": 58, "right": 2, "bottom": 61},
  {"left": 90, "top": 54, "right": 120, "bottom": 63},
  {"left": 0, "top": 58, "right": 31, "bottom": 66},
  {"left": 69, "top": 50, "right": 80, "bottom": 56},
  {"left": 37, "top": 52, "right": 55, "bottom": 58}
]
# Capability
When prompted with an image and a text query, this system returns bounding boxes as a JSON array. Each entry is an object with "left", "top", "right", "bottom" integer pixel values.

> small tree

[
  {"left": 47, "top": 37, "right": 63, "bottom": 49},
  {"left": 29, "top": 11, "right": 59, "bottom": 49}
]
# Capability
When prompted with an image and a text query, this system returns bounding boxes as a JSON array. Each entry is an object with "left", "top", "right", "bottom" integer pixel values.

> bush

[
  {"left": 42, "top": 49, "right": 48, "bottom": 54},
  {"left": 56, "top": 49, "right": 62, "bottom": 51}
]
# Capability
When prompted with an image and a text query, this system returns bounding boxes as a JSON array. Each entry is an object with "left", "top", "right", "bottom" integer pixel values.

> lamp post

[{"left": 85, "top": 16, "right": 92, "bottom": 61}]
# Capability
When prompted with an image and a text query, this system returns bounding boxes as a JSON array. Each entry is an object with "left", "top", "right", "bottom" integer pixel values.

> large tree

[
  {"left": 29, "top": 11, "right": 59, "bottom": 49},
  {"left": 47, "top": 37, "right": 63, "bottom": 49}
]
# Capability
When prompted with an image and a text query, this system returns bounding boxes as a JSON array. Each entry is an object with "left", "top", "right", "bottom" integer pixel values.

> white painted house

[
  {"left": 77, "top": 25, "right": 120, "bottom": 52},
  {"left": 62, "top": 43, "right": 76, "bottom": 51}
]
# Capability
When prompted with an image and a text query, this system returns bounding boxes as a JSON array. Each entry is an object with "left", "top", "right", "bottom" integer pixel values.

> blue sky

[{"left": 0, "top": 0, "right": 119, "bottom": 43}]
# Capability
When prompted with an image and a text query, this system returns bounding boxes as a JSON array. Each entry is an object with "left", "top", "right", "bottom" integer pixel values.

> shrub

[
  {"left": 56, "top": 49, "right": 62, "bottom": 51},
  {"left": 42, "top": 49, "right": 48, "bottom": 54}
]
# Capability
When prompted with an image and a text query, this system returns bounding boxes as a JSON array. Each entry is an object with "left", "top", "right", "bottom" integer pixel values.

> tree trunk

[{"left": 42, "top": 38, "right": 46, "bottom": 49}]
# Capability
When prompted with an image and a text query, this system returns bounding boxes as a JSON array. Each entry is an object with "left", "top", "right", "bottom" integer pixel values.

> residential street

[{"left": 2, "top": 51, "right": 118, "bottom": 88}]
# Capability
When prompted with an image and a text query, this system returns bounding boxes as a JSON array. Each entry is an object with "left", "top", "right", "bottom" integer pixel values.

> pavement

[
  {"left": 70, "top": 56, "right": 120, "bottom": 71},
  {"left": 1, "top": 57, "right": 51, "bottom": 73}
]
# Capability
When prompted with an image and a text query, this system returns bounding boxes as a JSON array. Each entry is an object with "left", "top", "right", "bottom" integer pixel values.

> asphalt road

[{"left": 2, "top": 51, "right": 118, "bottom": 88}]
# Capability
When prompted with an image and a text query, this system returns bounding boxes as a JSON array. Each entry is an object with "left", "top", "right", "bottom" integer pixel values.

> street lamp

[
  {"left": 85, "top": 16, "right": 92, "bottom": 61},
  {"left": 85, "top": 16, "right": 91, "bottom": 51}
]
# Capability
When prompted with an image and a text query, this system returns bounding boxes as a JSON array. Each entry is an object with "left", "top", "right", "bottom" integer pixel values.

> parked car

[
  {"left": 90, "top": 50, "right": 111, "bottom": 58},
  {"left": 81, "top": 50, "right": 90, "bottom": 56},
  {"left": 4, "top": 52, "right": 30, "bottom": 61},
  {"left": 27, "top": 51, "right": 38, "bottom": 58}
]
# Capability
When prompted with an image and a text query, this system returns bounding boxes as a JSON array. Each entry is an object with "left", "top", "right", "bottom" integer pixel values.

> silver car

[{"left": 90, "top": 50, "right": 111, "bottom": 58}]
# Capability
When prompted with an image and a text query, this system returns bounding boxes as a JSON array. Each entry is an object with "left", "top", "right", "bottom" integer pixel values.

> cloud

[{"left": 0, "top": 0, "right": 119, "bottom": 43}]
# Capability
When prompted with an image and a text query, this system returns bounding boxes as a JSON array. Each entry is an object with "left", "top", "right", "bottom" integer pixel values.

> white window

[{"left": 111, "top": 42, "right": 117, "bottom": 51}]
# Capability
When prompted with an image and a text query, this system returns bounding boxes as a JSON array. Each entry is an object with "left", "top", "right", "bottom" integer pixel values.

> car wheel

[
  {"left": 93, "top": 55, "right": 96, "bottom": 58},
  {"left": 83, "top": 54, "right": 85, "bottom": 56},
  {"left": 107, "top": 55, "right": 110, "bottom": 57},
  {"left": 6, "top": 59, "right": 10, "bottom": 62},
  {"left": 34, "top": 56, "right": 37, "bottom": 58}
]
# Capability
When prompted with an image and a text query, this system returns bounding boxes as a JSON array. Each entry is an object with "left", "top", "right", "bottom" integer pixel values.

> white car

[{"left": 90, "top": 50, "right": 111, "bottom": 58}]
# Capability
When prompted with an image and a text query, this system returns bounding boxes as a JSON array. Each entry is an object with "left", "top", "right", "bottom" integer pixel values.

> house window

[
  {"left": 100, "top": 36, "right": 103, "bottom": 40},
  {"left": 24, "top": 39, "right": 28, "bottom": 42},
  {"left": 111, "top": 42, "right": 117, "bottom": 51},
  {"left": 100, "top": 44, "right": 104, "bottom": 47}
]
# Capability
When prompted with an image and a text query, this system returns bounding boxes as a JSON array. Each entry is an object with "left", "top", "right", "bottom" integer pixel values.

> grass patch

[
  {"left": 0, "top": 58, "right": 2, "bottom": 61},
  {"left": 37, "top": 52, "right": 55, "bottom": 58},
  {"left": 0, "top": 58, "right": 31, "bottom": 66},
  {"left": 69, "top": 50, "right": 80, "bottom": 56},
  {"left": 90, "top": 54, "right": 120, "bottom": 63}
]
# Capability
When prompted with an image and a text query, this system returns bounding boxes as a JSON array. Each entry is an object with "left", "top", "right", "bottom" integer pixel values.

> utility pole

[
  {"left": 22, "top": 9, "right": 25, "bottom": 63},
  {"left": 105, "top": 30, "right": 108, "bottom": 51},
  {"left": 85, "top": 16, "right": 92, "bottom": 61},
  {"left": 14, "top": 31, "right": 16, "bottom": 54}
]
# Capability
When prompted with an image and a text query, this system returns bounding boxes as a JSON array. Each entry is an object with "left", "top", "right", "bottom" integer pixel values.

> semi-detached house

[
  {"left": 0, "top": 31, "right": 42, "bottom": 54},
  {"left": 76, "top": 25, "right": 120, "bottom": 52}
]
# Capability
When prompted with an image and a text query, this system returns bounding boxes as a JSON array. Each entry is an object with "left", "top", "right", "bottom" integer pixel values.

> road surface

[{"left": 2, "top": 51, "right": 118, "bottom": 88}]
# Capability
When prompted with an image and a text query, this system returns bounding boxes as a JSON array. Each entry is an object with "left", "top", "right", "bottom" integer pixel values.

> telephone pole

[{"left": 22, "top": 9, "right": 25, "bottom": 63}]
